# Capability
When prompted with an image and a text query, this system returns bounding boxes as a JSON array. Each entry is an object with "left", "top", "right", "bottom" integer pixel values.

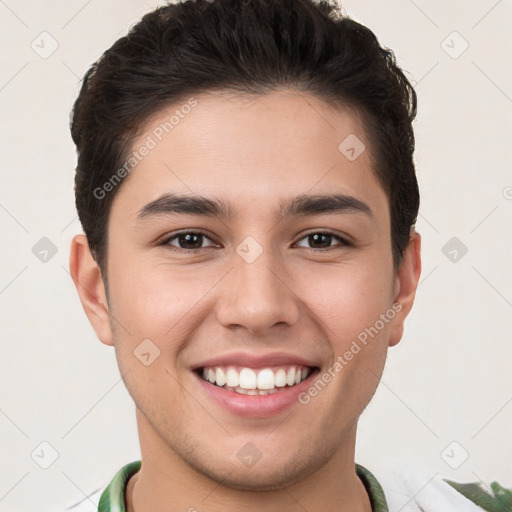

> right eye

[{"left": 160, "top": 230, "right": 219, "bottom": 252}]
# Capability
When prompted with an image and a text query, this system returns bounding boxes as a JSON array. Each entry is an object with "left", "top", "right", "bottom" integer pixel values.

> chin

[
  {"left": 207, "top": 469, "right": 302, "bottom": 492},
  {"left": 190, "top": 451, "right": 320, "bottom": 492}
]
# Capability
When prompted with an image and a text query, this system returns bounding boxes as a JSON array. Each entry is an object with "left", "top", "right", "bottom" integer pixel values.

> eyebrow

[{"left": 135, "top": 192, "right": 373, "bottom": 221}]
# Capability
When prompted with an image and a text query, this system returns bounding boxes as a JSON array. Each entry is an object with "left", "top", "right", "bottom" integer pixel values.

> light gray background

[{"left": 0, "top": 1, "right": 511, "bottom": 511}]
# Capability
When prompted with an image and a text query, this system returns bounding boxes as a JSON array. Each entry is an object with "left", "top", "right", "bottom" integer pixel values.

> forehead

[{"left": 109, "top": 89, "right": 388, "bottom": 224}]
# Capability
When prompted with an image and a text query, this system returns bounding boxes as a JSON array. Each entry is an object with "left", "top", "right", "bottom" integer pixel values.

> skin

[{"left": 70, "top": 89, "right": 421, "bottom": 512}]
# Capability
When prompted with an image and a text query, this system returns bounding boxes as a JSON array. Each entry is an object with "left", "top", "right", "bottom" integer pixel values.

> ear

[
  {"left": 69, "top": 234, "right": 113, "bottom": 346},
  {"left": 388, "top": 230, "right": 422, "bottom": 347}
]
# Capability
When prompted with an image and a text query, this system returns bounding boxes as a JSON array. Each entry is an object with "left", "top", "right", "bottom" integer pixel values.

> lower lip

[{"left": 193, "top": 369, "right": 319, "bottom": 418}]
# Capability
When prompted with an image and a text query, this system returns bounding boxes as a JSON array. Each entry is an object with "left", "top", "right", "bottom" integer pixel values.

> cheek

[
  {"left": 309, "top": 267, "right": 393, "bottom": 415},
  {"left": 304, "top": 258, "right": 393, "bottom": 337},
  {"left": 107, "top": 262, "right": 201, "bottom": 404},
  {"left": 108, "top": 259, "right": 219, "bottom": 343}
]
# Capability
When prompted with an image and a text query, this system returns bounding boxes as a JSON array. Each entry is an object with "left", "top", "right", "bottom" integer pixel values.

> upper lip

[{"left": 191, "top": 351, "right": 320, "bottom": 370}]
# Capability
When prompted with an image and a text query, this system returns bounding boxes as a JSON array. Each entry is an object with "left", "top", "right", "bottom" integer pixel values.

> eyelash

[{"left": 159, "top": 229, "right": 351, "bottom": 253}]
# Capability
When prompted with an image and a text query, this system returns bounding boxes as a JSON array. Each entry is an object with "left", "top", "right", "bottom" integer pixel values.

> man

[{"left": 67, "top": 0, "right": 510, "bottom": 510}]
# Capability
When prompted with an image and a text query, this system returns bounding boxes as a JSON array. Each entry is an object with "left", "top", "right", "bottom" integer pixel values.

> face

[{"left": 72, "top": 89, "right": 420, "bottom": 491}]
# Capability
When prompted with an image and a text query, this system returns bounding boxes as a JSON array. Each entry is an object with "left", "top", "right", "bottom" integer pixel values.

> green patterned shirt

[
  {"left": 89, "top": 460, "right": 510, "bottom": 512},
  {"left": 94, "top": 461, "right": 389, "bottom": 511}
]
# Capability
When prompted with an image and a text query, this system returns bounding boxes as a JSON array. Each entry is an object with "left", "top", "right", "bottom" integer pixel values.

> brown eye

[
  {"left": 162, "top": 231, "right": 216, "bottom": 251},
  {"left": 295, "top": 232, "right": 349, "bottom": 250}
]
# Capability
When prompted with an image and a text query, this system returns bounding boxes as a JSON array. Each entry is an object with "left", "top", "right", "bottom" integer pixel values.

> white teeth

[
  {"left": 215, "top": 367, "right": 226, "bottom": 387},
  {"left": 226, "top": 367, "right": 239, "bottom": 387},
  {"left": 199, "top": 364, "right": 314, "bottom": 393},
  {"left": 239, "top": 368, "right": 257, "bottom": 389},
  {"left": 286, "top": 367, "right": 296, "bottom": 386},
  {"left": 274, "top": 368, "right": 287, "bottom": 387},
  {"left": 257, "top": 369, "right": 275, "bottom": 390}
]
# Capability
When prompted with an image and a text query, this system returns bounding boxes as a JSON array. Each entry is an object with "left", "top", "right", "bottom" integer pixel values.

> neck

[{"left": 127, "top": 410, "right": 372, "bottom": 512}]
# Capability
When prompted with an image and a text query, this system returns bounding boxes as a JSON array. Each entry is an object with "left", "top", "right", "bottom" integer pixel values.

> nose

[{"left": 215, "top": 247, "right": 301, "bottom": 336}]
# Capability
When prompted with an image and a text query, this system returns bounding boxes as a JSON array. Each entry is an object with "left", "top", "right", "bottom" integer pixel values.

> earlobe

[
  {"left": 69, "top": 234, "right": 114, "bottom": 346},
  {"left": 388, "top": 230, "right": 422, "bottom": 347}
]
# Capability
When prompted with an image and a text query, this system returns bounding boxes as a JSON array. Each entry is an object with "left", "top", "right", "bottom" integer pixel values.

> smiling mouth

[{"left": 194, "top": 365, "right": 320, "bottom": 396}]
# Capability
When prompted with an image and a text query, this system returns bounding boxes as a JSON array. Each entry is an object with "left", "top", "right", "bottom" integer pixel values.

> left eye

[{"left": 295, "top": 232, "right": 347, "bottom": 250}]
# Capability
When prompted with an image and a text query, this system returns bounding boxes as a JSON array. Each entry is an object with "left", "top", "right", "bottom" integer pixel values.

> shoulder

[
  {"left": 62, "top": 460, "right": 141, "bottom": 512},
  {"left": 367, "top": 461, "right": 511, "bottom": 512}
]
